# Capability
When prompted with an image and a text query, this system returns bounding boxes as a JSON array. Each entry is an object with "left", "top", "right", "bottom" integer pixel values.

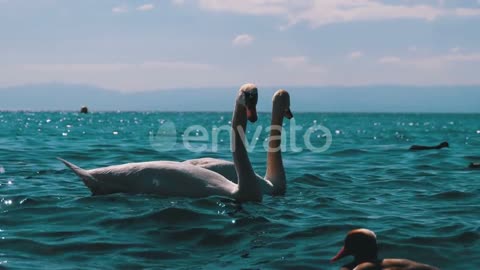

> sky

[{"left": 1, "top": 0, "right": 480, "bottom": 91}]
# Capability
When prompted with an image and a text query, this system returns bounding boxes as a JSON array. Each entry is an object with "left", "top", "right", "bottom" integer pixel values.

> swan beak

[
  {"left": 330, "top": 246, "right": 349, "bottom": 263},
  {"left": 247, "top": 105, "right": 258, "bottom": 122},
  {"left": 285, "top": 108, "right": 293, "bottom": 119}
]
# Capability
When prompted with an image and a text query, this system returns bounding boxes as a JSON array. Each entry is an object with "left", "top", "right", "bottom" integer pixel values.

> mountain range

[{"left": 1, "top": 83, "right": 479, "bottom": 113}]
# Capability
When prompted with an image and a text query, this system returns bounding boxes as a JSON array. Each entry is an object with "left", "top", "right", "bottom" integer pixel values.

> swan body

[
  {"left": 184, "top": 158, "right": 239, "bottom": 182},
  {"left": 183, "top": 89, "right": 292, "bottom": 196},
  {"left": 60, "top": 83, "right": 262, "bottom": 202},
  {"left": 59, "top": 159, "right": 237, "bottom": 197},
  {"left": 183, "top": 158, "right": 274, "bottom": 193}
]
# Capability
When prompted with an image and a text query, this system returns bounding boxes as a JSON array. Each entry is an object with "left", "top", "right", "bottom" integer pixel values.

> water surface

[{"left": 1, "top": 112, "right": 479, "bottom": 269}]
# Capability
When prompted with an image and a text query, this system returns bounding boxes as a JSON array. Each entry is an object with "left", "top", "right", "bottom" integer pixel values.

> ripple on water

[{"left": 428, "top": 190, "right": 476, "bottom": 200}]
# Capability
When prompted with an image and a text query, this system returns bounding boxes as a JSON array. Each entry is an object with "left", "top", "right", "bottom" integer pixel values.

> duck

[
  {"left": 409, "top": 141, "right": 449, "bottom": 151},
  {"left": 468, "top": 162, "right": 480, "bottom": 169},
  {"left": 59, "top": 83, "right": 262, "bottom": 202},
  {"left": 331, "top": 229, "right": 439, "bottom": 270}
]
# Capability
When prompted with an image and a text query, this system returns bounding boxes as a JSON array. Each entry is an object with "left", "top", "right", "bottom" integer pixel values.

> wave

[
  {"left": 1, "top": 238, "right": 139, "bottom": 256},
  {"left": 99, "top": 207, "right": 214, "bottom": 228},
  {"left": 331, "top": 149, "right": 370, "bottom": 156},
  {"left": 429, "top": 190, "right": 476, "bottom": 200},
  {"left": 291, "top": 174, "right": 329, "bottom": 187},
  {"left": 407, "top": 231, "right": 480, "bottom": 246}
]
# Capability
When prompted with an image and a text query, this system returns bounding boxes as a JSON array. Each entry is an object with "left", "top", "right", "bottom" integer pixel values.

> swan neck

[
  {"left": 265, "top": 104, "right": 286, "bottom": 195},
  {"left": 232, "top": 103, "right": 261, "bottom": 201}
]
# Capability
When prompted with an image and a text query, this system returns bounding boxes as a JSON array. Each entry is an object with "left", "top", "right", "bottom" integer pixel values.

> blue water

[{"left": 1, "top": 112, "right": 479, "bottom": 269}]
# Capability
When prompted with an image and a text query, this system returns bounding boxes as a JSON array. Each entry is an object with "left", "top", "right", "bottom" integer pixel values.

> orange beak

[
  {"left": 247, "top": 105, "right": 257, "bottom": 123},
  {"left": 330, "top": 246, "right": 349, "bottom": 263}
]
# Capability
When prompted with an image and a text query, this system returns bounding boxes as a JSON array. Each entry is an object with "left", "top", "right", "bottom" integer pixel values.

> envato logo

[{"left": 149, "top": 118, "right": 332, "bottom": 153}]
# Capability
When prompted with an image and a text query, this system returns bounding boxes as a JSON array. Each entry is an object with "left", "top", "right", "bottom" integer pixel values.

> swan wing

[
  {"left": 62, "top": 159, "right": 237, "bottom": 197},
  {"left": 184, "top": 158, "right": 274, "bottom": 194},
  {"left": 183, "top": 158, "right": 238, "bottom": 182}
]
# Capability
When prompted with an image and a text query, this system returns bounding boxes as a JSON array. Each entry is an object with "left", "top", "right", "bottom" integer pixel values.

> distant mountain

[{"left": 0, "top": 83, "right": 479, "bottom": 112}]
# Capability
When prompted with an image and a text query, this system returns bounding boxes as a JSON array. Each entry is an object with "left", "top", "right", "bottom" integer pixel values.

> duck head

[{"left": 331, "top": 228, "right": 378, "bottom": 263}]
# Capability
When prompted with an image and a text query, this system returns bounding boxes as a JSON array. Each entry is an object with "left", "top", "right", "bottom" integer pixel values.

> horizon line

[{"left": 1, "top": 110, "right": 480, "bottom": 114}]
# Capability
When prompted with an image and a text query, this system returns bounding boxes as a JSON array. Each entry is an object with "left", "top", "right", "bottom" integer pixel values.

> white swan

[
  {"left": 184, "top": 89, "right": 293, "bottom": 196},
  {"left": 59, "top": 83, "right": 262, "bottom": 202}
]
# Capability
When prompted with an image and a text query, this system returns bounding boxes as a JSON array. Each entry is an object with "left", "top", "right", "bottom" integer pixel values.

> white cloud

[
  {"left": 379, "top": 53, "right": 480, "bottom": 69},
  {"left": 379, "top": 56, "right": 402, "bottom": 64},
  {"left": 199, "top": 0, "right": 288, "bottom": 16},
  {"left": 172, "top": 0, "right": 185, "bottom": 6},
  {"left": 273, "top": 56, "right": 308, "bottom": 68},
  {"left": 197, "top": 0, "right": 480, "bottom": 28},
  {"left": 11, "top": 61, "right": 215, "bottom": 90},
  {"left": 112, "top": 5, "right": 128, "bottom": 13},
  {"left": 5, "top": 52, "right": 480, "bottom": 90},
  {"left": 137, "top": 4, "right": 155, "bottom": 11},
  {"left": 19, "top": 61, "right": 213, "bottom": 72},
  {"left": 272, "top": 56, "right": 325, "bottom": 73},
  {"left": 455, "top": 8, "right": 480, "bottom": 16},
  {"left": 450, "top": 47, "right": 461, "bottom": 53},
  {"left": 140, "top": 61, "right": 212, "bottom": 70},
  {"left": 232, "top": 34, "right": 254, "bottom": 47},
  {"left": 348, "top": 51, "right": 364, "bottom": 59},
  {"left": 290, "top": 1, "right": 443, "bottom": 27},
  {"left": 443, "top": 53, "right": 480, "bottom": 62}
]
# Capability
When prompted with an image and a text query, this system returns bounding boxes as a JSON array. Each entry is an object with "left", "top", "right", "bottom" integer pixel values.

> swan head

[
  {"left": 331, "top": 228, "right": 378, "bottom": 263},
  {"left": 273, "top": 89, "right": 293, "bottom": 119},
  {"left": 237, "top": 83, "right": 258, "bottom": 123}
]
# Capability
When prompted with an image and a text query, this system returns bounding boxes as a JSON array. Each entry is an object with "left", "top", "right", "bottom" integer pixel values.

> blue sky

[{"left": 1, "top": 0, "right": 480, "bottom": 91}]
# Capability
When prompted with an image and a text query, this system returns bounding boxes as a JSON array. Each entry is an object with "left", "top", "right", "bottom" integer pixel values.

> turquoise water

[{"left": 1, "top": 112, "right": 479, "bottom": 269}]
